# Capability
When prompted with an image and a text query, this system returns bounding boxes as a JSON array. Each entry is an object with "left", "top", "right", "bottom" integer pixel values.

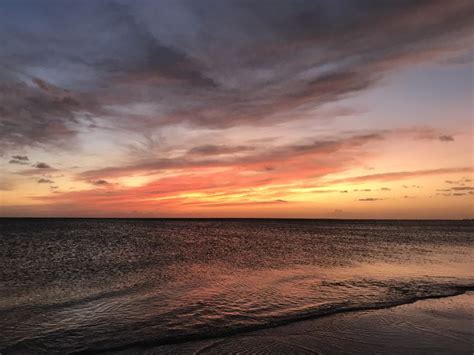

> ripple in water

[{"left": 0, "top": 219, "right": 473, "bottom": 353}]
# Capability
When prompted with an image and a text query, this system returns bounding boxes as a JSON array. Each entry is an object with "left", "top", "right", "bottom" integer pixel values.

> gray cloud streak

[{"left": 0, "top": 0, "right": 472, "bottom": 150}]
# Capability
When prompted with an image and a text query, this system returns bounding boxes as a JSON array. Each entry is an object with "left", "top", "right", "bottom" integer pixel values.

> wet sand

[{"left": 106, "top": 292, "right": 474, "bottom": 354}]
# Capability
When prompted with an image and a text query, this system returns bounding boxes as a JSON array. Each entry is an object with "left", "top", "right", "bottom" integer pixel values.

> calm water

[{"left": 1, "top": 219, "right": 473, "bottom": 353}]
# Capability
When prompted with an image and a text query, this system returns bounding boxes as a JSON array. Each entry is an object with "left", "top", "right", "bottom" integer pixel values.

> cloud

[
  {"left": 450, "top": 186, "right": 474, "bottom": 191},
  {"left": 437, "top": 186, "right": 473, "bottom": 193},
  {"left": 8, "top": 154, "right": 30, "bottom": 165},
  {"left": 0, "top": 0, "right": 473, "bottom": 149},
  {"left": 33, "top": 162, "right": 52, "bottom": 169},
  {"left": 9, "top": 160, "right": 28, "bottom": 165},
  {"left": 438, "top": 135, "right": 455, "bottom": 142},
  {"left": 14, "top": 161, "right": 58, "bottom": 176},
  {"left": 79, "top": 132, "right": 383, "bottom": 179},
  {"left": 408, "top": 128, "right": 456, "bottom": 142},
  {"left": 329, "top": 167, "right": 473, "bottom": 185},
  {"left": 445, "top": 178, "right": 471, "bottom": 184},
  {"left": 188, "top": 145, "right": 254, "bottom": 156},
  {"left": 358, "top": 198, "right": 384, "bottom": 202},
  {"left": 89, "top": 179, "right": 111, "bottom": 186},
  {"left": 380, "top": 187, "right": 391, "bottom": 191},
  {"left": 191, "top": 199, "right": 289, "bottom": 208},
  {"left": 38, "top": 178, "right": 54, "bottom": 184},
  {"left": 0, "top": 70, "right": 89, "bottom": 150},
  {"left": 12, "top": 155, "right": 29, "bottom": 161},
  {"left": 312, "top": 190, "right": 339, "bottom": 194},
  {"left": 446, "top": 186, "right": 474, "bottom": 191}
]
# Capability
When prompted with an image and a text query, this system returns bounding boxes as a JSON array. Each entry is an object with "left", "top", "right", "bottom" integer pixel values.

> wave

[
  {"left": 73, "top": 283, "right": 474, "bottom": 354},
  {"left": 2, "top": 276, "right": 473, "bottom": 354}
]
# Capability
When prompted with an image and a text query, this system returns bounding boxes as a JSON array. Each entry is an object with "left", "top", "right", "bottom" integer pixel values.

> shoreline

[{"left": 96, "top": 290, "right": 474, "bottom": 354}]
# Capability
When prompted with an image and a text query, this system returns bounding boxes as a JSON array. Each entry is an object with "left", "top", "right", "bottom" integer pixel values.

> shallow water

[{"left": 1, "top": 219, "right": 473, "bottom": 353}]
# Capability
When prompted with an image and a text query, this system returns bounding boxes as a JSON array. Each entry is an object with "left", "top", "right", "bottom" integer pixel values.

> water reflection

[{"left": 1, "top": 219, "right": 473, "bottom": 353}]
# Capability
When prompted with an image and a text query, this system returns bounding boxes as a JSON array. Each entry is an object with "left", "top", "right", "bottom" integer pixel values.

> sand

[{"left": 104, "top": 292, "right": 474, "bottom": 354}]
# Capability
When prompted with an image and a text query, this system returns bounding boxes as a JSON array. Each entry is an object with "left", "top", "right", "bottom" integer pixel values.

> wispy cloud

[
  {"left": 438, "top": 135, "right": 455, "bottom": 142},
  {"left": 33, "top": 162, "right": 52, "bottom": 169},
  {"left": 0, "top": 1, "right": 472, "bottom": 149},
  {"left": 38, "top": 178, "right": 54, "bottom": 184},
  {"left": 9, "top": 155, "right": 30, "bottom": 165},
  {"left": 89, "top": 179, "right": 111, "bottom": 187},
  {"left": 358, "top": 198, "right": 384, "bottom": 202},
  {"left": 79, "top": 133, "right": 383, "bottom": 179},
  {"left": 329, "top": 167, "right": 473, "bottom": 185}
]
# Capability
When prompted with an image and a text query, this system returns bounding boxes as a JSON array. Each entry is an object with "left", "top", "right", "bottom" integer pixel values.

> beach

[{"left": 108, "top": 292, "right": 474, "bottom": 354}]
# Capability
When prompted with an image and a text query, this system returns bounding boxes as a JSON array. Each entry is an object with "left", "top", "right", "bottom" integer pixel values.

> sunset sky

[{"left": 1, "top": 0, "right": 473, "bottom": 218}]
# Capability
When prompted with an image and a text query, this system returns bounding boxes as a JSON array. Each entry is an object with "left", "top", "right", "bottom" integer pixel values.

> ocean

[{"left": 1, "top": 219, "right": 473, "bottom": 353}]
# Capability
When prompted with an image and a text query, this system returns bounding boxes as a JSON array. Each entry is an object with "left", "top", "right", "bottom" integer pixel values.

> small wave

[
  {"left": 2, "top": 278, "right": 473, "bottom": 355},
  {"left": 72, "top": 284, "right": 474, "bottom": 354}
]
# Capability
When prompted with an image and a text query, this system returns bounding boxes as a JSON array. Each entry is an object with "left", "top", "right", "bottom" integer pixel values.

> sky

[{"left": 0, "top": 0, "right": 473, "bottom": 218}]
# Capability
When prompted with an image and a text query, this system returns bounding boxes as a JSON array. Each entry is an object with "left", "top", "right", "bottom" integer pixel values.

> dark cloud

[
  {"left": 0, "top": 0, "right": 473, "bottom": 149},
  {"left": 438, "top": 135, "right": 455, "bottom": 142},
  {"left": 380, "top": 187, "right": 391, "bottom": 191},
  {"left": 33, "top": 162, "right": 52, "bottom": 169},
  {"left": 89, "top": 179, "right": 111, "bottom": 186},
  {"left": 312, "top": 190, "right": 339, "bottom": 194},
  {"left": 436, "top": 189, "right": 472, "bottom": 197},
  {"left": 437, "top": 186, "right": 473, "bottom": 192},
  {"left": 188, "top": 145, "right": 254, "bottom": 156},
  {"left": 409, "top": 128, "right": 456, "bottom": 142},
  {"left": 38, "top": 178, "right": 54, "bottom": 184},
  {"left": 449, "top": 186, "right": 474, "bottom": 191},
  {"left": 12, "top": 155, "right": 29, "bottom": 161},
  {"left": 445, "top": 178, "right": 472, "bottom": 184},
  {"left": 0, "top": 70, "right": 89, "bottom": 150},
  {"left": 9, "top": 159, "right": 28, "bottom": 165},
  {"left": 8, "top": 154, "right": 30, "bottom": 165},
  {"left": 0, "top": 1, "right": 210, "bottom": 150},
  {"left": 358, "top": 198, "right": 384, "bottom": 202}
]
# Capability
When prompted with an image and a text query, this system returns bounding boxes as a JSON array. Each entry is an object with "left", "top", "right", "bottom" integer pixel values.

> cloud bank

[{"left": 0, "top": 0, "right": 472, "bottom": 149}]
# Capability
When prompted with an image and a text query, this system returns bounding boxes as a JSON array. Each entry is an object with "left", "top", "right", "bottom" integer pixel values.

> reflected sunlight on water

[{"left": 1, "top": 219, "right": 473, "bottom": 353}]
